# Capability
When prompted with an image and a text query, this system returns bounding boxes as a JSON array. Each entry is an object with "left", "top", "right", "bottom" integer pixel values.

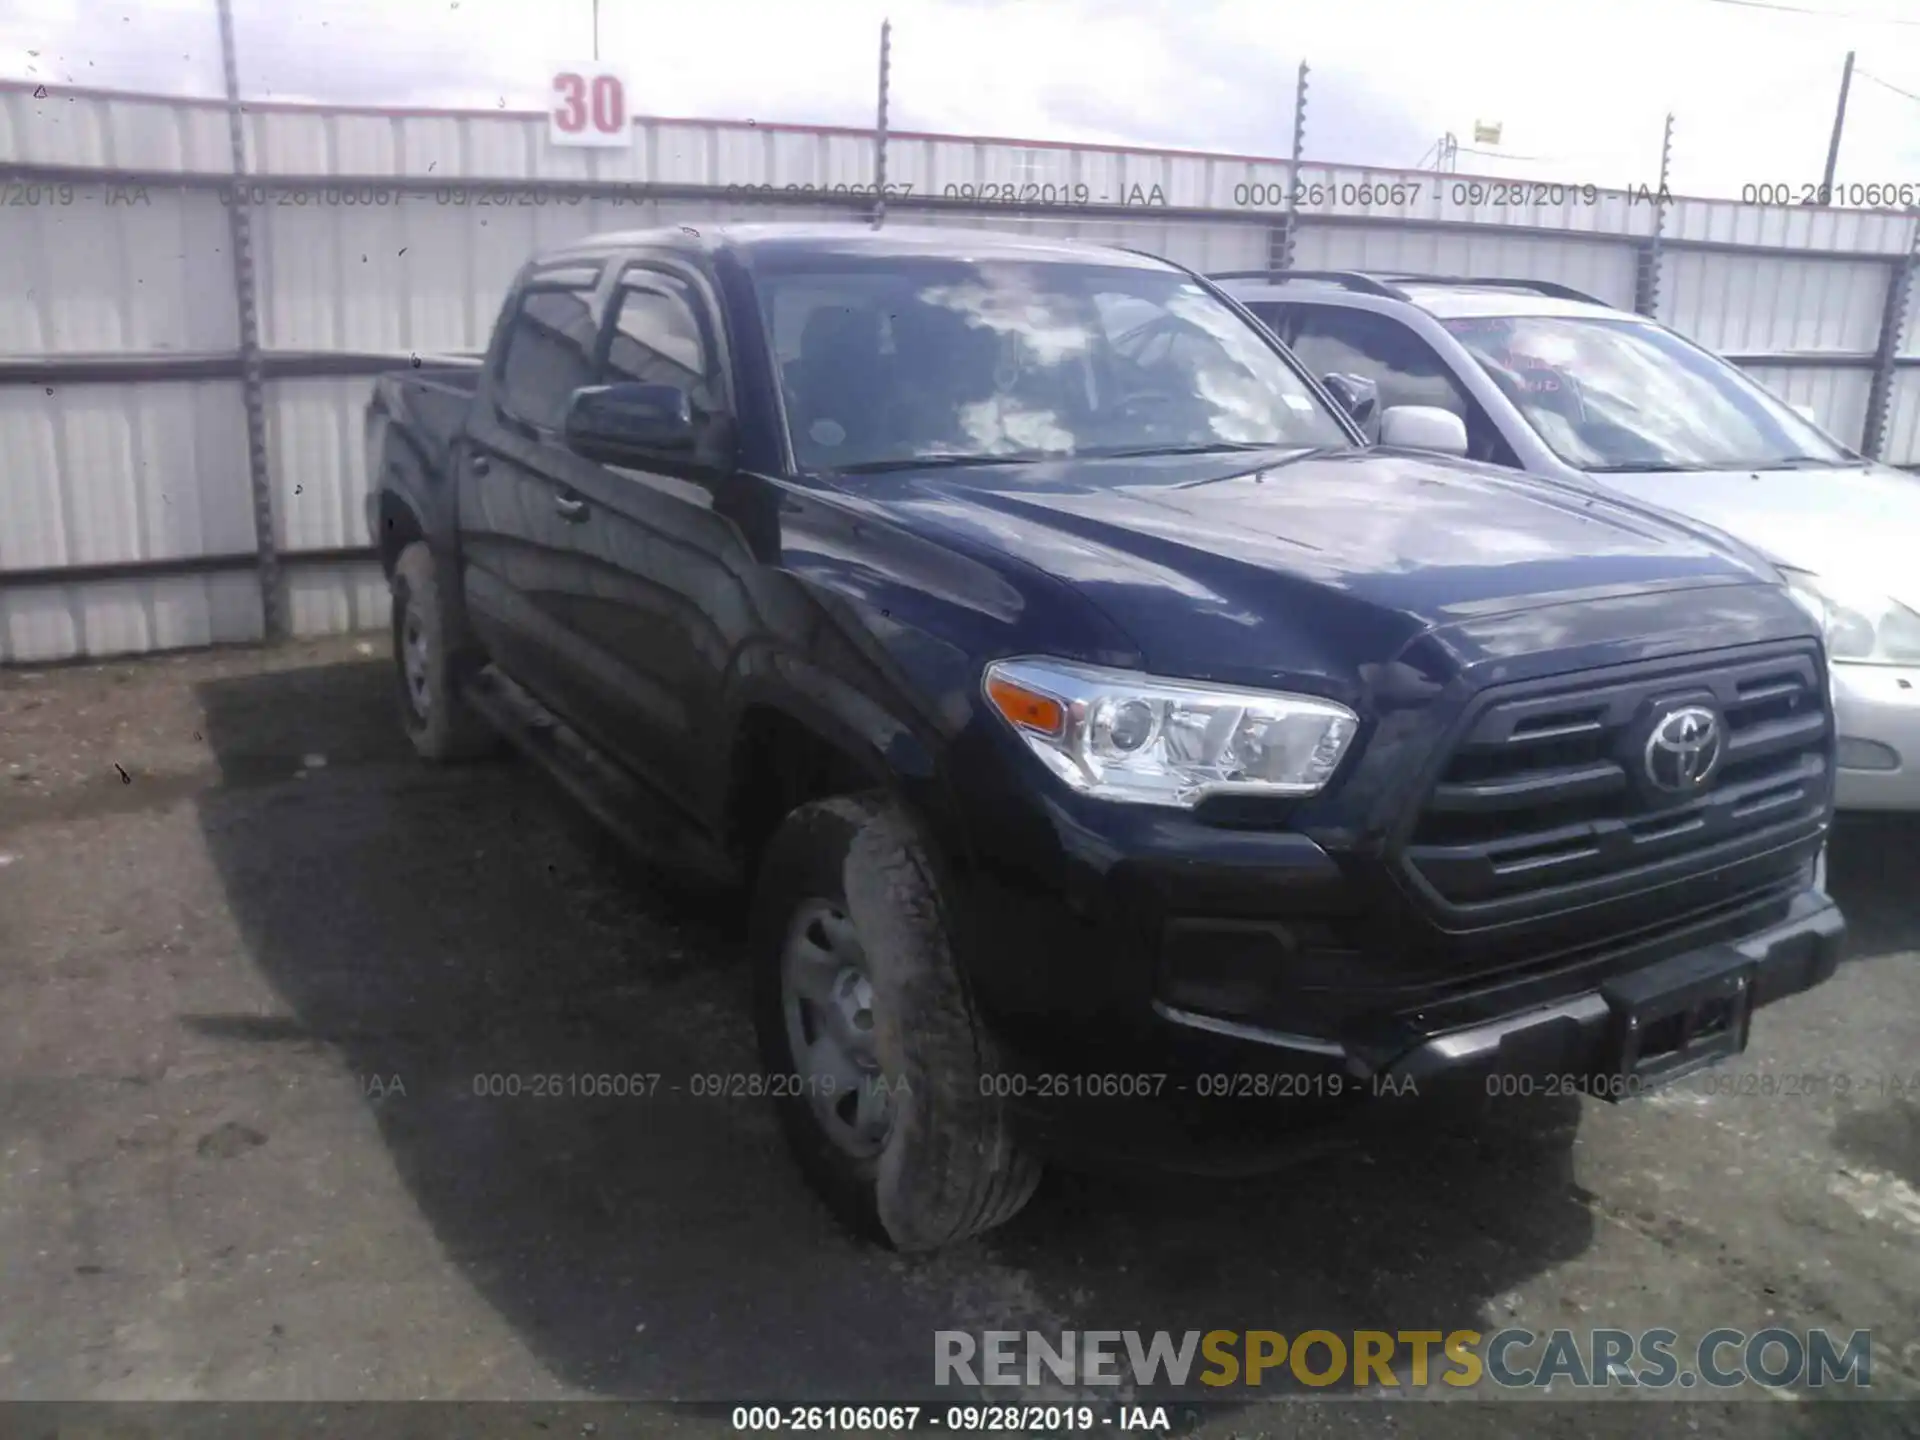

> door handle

[
  {"left": 554, "top": 492, "right": 589, "bottom": 522},
  {"left": 470, "top": 454, "right": 491, "bottom": 476}
]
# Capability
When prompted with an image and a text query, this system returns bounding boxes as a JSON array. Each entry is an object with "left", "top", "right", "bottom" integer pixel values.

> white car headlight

[
  {"left": 982, "top": 657, "right": 1359, "bottom": 806},
  {"left": 1780, "top": 570, "right": 1920, "bottom": 665}
]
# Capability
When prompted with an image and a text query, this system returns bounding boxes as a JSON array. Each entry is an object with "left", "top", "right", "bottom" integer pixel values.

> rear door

[{"left": 459, "top": 264, "right": 610, "bottom": 724}]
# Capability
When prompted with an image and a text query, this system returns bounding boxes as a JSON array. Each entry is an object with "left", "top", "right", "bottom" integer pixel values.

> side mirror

[
  {"left": 563, "top": 383, "right": 698, "bottom": 464},
  {"left": 1320, "top": 372, "right": 1379, "bottom": 427},
  {"left": 1379, "top": 404, "right": 1468, "bottom": 457}
]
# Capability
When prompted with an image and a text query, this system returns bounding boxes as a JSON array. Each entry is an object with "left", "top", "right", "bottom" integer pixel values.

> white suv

[{"left": 1212, "top": 269, "right": 1920, "bottom": 812}]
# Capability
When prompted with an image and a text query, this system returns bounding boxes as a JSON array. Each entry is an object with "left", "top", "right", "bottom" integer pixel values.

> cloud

[
  {"left": 2, "top": 0, "right": 1917, "bottom": 198},
  {"left": 1036, "top": 10, "right": 1434, "bottom": 165}
]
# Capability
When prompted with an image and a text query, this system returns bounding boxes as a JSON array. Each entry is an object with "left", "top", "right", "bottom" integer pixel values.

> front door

[{"left": 541, "top": 261, "right": 754, "bottom": 819}]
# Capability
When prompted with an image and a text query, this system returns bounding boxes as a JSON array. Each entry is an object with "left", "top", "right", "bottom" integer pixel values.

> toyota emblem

[{"left": 1644, "top": 706, "right": 1724, "bottom": 793}]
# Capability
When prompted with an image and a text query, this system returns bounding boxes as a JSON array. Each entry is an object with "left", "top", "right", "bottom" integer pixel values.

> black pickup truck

[{"left": 366, "top": 223, "right": 1844, "bottom": 1250}]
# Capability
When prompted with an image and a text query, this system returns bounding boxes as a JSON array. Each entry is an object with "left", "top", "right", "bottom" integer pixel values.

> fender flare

[{"left": 717, "top": 645, "right": 969, "bottom": 862}]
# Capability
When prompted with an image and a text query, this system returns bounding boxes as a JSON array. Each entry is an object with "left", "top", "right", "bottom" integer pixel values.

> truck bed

[
  {"left": 364, "top": 359, "right": 485, "bottom": 551},
  {"left": 371, "top": 362, "right": 483, "bottom": 458}
]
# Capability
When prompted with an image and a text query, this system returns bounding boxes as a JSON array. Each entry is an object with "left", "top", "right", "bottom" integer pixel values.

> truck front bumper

[
  {"left": 1004, "top": 884, "right": 1845, "bottom": 1174},
  {"left": 1316, "top": 883, "right": 1837, "bottom": 1090},
  {"left": 953, "top": 708, "right": 1844, "bottom": 1173}
]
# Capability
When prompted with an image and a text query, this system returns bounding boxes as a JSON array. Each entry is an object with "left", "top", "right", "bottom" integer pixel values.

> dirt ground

[{"left": 1, "top": 636, "right": 1916, "bottom": 1438}]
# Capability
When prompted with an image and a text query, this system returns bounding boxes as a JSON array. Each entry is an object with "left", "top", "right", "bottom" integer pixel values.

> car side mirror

[
  {"left": 563, "top": 382, "right": 698, "bottom": 465},
  {"left": 1379, "top": 404, "right": 1468, "bottom": 457},
  {"left": 1320, "top": 372, "right": 1379, "bottom": 427}
]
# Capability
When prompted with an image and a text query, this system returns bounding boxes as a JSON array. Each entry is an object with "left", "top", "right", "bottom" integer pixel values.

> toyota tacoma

[{"left": 366, "top": 224, "right": 1845, "bottom": 1250}]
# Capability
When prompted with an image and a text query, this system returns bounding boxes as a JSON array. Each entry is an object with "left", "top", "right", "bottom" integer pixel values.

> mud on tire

[
  {"left": 391, "top": 541, "right": 499, "bottom": 762},
  {"left": 750, "top": 794, "right": 1043, "bottom": 1250}
]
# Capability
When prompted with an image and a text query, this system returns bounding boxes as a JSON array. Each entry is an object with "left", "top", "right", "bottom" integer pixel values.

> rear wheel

[
  {"left": 750, "top": 794, "right": 1042, "bottom": 1250},
  {"left": 391, "top": 542, "right": 498, "bottom": 762}
]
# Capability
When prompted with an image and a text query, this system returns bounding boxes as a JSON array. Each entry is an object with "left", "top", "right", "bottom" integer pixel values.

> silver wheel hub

[
  {"left": 780, "top": 898, "right": 896, "bottom": 1158},
  {"left": 401, "top": 605, "right": 431, "bottom": 718}
]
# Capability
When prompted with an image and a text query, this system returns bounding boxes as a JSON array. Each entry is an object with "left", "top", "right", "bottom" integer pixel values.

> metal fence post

[
  {"left": 1634, "top": 113, "right": 1674, "bottom": 319},
  {"left": 871, "top": 20, "right": 891, "bottom": 230},
  {"left": 216, "top": 0, "right": 283, "bottom": 643},
  {"left": 1266, "top": 220, "right": 1292, "bottom": 274},
  {"left": 1862, "top": 214, "right": 1919, "bottom": 461},
  {"left": 1271, "top": 60, "right": 1307, "bottom": 272}
]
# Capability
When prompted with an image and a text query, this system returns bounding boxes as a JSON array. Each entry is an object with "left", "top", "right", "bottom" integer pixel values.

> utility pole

[
  {"left": 215, "top": 0, "right": 281, "bottom": 643},
  {"left": 1635, "top": 112, "right": 1674, "bottom": 319},
  {"left": 871, "top": 19, "right": 891, "bottom": 230},
  {"left": 1290, "top": 60, "right": 1309, "bottom": 172},
  {"left": 592, "top": 0, "right": 600, "bottom": 60},
  {"left": 1270, "top": 60, "right": 1308, "bottom": 272},
  {"left": 1822, "top": 50, "right": 1854, "bottom": 203}
]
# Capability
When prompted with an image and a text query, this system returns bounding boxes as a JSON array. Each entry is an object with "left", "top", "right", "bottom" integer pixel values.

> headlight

[
  {"left": 1780, "top": 570, "right": 1920, "bottom": 665},
  {"left": 981, "top": 657, "right": 1359, "bottom": 806}
]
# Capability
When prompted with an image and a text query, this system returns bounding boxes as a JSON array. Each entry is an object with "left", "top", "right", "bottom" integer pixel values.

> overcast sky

[{"left": 3, "top": 0, "right": 1918, "bottom": 199}]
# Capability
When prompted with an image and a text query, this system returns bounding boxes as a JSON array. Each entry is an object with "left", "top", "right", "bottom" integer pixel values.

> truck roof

[{"left": 538, "top": 221, "right": 1177, "bottom": 270}]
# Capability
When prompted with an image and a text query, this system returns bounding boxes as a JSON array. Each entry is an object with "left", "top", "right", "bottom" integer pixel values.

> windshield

[
  {"left": 755, "top": 256, "right": 1353, "bottom": 472},
  {"left": 1439, "top": 314, "right": 1855, "bottom": 472}
]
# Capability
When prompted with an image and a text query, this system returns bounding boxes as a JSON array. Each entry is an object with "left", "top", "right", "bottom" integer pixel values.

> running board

[{"left": 463, "top": 664, "right": 740, "bottom": 893}]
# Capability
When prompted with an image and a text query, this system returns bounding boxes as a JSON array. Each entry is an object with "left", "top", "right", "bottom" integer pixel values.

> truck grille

[{"left": 1400, "top": 644, "right": 1831, "bottom": 926}]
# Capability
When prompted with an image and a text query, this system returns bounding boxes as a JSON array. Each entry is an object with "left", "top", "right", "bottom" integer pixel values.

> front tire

[
  {"left": 391, "top": 541, "right": 498, "bottom": 762},
  {"left": 750, "top": 795, "right": 1042, "bottom": 1250}
]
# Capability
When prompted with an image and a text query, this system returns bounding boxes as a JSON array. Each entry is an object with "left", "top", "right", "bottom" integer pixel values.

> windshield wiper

[
  {"left": 821, "top": 441, "right": 1346, "bottom": 475},
  {"left": 1584, "top": 461, "right": 1720, "bottom": 474},
  {"left": 1586, "top": 456, "right": 1861, "bottom": 474},
  {"left": 1742, "top": 455, "right": 1864, "bottom": 471},
  {"left": 822, "top": 453, "right": 1040, "bottom": 475},
  {"left": 1082, "top": 441, "right": 1311, "bottom": 461},
  {"left": 1156, "top": 444, "right": 1353, "bottom": 487}
]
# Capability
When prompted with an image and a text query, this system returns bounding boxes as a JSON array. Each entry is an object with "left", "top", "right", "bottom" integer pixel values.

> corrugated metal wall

[
  {"left": 4, "top": 80, "right": 1918, "bottom": 662},
  {"left": 1291, "top": 226, "right": 1640, "bottom": 310}
]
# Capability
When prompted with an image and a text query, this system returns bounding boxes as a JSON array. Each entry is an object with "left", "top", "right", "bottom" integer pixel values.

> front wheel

[{"left": 750, "top": 795, "right": 1042, "bottom": 1250}]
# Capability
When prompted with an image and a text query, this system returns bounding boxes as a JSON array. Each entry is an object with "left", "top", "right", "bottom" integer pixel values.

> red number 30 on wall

[{"left": 549, "top": 68, "right": 631, "bottom": 148}]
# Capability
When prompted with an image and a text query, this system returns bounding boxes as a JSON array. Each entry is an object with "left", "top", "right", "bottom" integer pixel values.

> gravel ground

[{"left": 0, "top": 636, "right": 1915, "bottom": 1438}]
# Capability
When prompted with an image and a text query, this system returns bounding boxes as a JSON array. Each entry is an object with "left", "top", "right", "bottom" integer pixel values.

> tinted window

[
  {"left": 496, "top": 286, "right": 597, "bottom": 430},
  {"left": 1284, "top": 305, "right": 1517, "bottom": 465},
  {"left": 605, "top": 280, "right": 712, "bottom": 400},
  {"left": 1287, "top": 306, "right": 1470, "bottom": 418},
  {"left": 1242, "top": 301, "right": 1292, "bottom": 337},
  {"left": 756, "top": 258, "right": 1352, "bottom": 473},
  {"left": 1440, "top": 314, "right": 1854, "bottom": 472}
]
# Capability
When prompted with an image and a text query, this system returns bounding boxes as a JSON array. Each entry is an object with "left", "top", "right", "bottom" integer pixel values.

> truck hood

[
  {"left": 837, "top": 447, "right": 1794, "bottom": 685},
  {"left": 1591, "top": 462, "right": 1920, "bottom": 610}
]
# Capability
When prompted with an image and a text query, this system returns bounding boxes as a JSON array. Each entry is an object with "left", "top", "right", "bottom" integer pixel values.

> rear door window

[{"left": 1241, "top": 301, "right": 1295, "bottom": 340}]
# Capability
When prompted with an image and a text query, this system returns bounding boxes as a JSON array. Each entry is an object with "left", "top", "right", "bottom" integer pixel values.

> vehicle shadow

[
  {"left": 189, "top": 657, "right": 1597, "bottom": 1403},
  {"left": 1826, "top": 811, "right": 1920, "bottom": 961}
]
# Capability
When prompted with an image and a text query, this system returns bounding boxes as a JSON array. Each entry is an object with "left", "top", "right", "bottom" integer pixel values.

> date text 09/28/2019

[
  {"left": 1233, "top": 180, "right": 1608, "bottom": 209},
  {"left": 974, "top": 1072, "right": 1418, "bottom": 1099},
  {"left": 725, "top": 181, "right": 1172, "bottom": 206},
  {"left": 729, "top": 1405, "right": 1148, "bottom": 1432}
]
